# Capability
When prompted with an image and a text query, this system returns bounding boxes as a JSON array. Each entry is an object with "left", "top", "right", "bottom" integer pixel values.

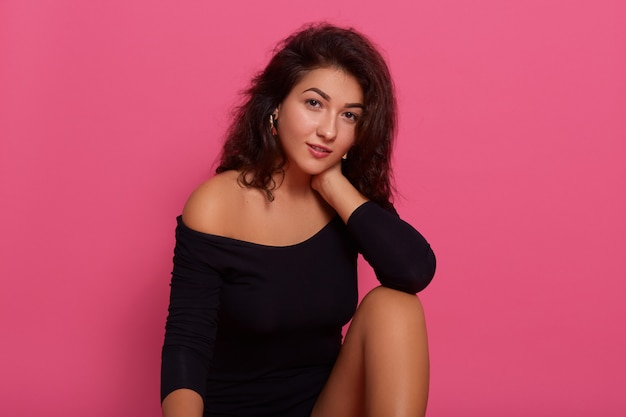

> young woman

[{"left": 161, "top": 23, "right": 436, "bottom": 417}]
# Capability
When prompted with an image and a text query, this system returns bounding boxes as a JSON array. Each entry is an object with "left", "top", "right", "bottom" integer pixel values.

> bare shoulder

[{"left": 181, "top": 170, "right": 242, "bottom": 235}]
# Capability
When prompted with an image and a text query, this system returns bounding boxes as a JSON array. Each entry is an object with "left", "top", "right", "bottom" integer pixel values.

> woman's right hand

[{"left": 311, "top": 162, "right": 368, "bottom": 223}]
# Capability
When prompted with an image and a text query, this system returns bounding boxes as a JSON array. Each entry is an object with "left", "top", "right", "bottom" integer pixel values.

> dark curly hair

[{"left": 217, "top": 23, "right": 397, "bottom": 208}]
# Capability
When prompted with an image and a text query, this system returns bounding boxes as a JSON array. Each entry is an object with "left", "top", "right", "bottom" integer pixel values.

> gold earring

[
  {"left": 342, "top": 152, "right": 348, "bottom": 160},
  {"left": 270, "top": 114, "right": 278, "bottom": 136}
]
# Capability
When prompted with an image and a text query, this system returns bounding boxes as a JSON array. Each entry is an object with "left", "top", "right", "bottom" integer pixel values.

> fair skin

[{"left": 162, "top": 67, "right": 429, "bottom": 417}]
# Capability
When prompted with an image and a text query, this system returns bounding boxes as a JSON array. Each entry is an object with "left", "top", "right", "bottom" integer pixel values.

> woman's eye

[
  {"left": 306, "top": 99, "right": 321, "bottom": 108},
  {"left": 344, "top": 112, "right": 359, "bottom": 121}
]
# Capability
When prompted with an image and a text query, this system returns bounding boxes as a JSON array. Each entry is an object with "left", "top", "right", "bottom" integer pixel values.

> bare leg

[{"left": 311, "top": 286, "right": 430, "bottom": 417}]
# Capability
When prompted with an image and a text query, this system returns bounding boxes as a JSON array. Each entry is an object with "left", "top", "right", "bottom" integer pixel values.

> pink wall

[{"left": 1, "top": 0, "right": 625, "bottom": 415}]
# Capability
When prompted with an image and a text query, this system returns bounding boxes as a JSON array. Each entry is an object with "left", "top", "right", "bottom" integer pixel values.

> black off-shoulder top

[{"left": 161, "top": 201, "right": 435, "bottom": 417}]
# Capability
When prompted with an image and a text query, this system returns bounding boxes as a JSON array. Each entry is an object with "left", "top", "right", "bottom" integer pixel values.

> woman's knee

[
  {"left": 358, "top": 286, "right": 425, "bottom": 318},
  {"left": 350, "top": 286, "right": 427, "bottom": 339}
]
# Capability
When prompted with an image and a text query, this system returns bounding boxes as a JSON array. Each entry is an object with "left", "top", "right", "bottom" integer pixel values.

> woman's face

[{"left": 275, "top": 67, "right": 363, "bottom": 177}]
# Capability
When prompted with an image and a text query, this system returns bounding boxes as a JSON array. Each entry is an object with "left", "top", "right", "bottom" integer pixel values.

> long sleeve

[
  {"left": 161, "top": 216, "right": 223, "bottom": 403},
  {"left": 346, "top": 201, "right": 436, "bottom": 293}
]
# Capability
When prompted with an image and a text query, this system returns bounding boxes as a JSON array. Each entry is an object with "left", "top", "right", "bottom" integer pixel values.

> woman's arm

[
  {"left": 312, "top": 163, "right": 436, "bottom": 293},
  {"left": 161, "top": 210, "right": 224, "bottom": 415},
  {"left": 345, "top": 201, "right": 436, "bottom": 293}
]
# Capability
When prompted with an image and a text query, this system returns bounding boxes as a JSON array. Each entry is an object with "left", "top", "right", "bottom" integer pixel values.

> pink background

[{"left": 1, "top": 0, "right": 625, "bottom": 415}]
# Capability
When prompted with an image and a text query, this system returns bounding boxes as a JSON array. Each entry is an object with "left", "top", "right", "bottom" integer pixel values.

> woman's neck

[{"left": 272, "top": 164, "right": 315, "bottom": 199}]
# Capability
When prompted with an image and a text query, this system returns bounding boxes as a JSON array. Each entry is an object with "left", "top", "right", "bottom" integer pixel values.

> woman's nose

[{"left": 316, "top": 114, "right": 337, "bottom": 141}]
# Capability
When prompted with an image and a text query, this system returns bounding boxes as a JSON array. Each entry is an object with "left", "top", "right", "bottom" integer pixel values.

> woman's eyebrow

[
  {"left": 303, "top": 87, "right": 364, "bottom": 109},
  {"left": 303, "top": 87, "right": 330, "bottom": 100}
]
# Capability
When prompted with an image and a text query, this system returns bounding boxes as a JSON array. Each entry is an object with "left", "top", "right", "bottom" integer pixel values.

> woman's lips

[{"left": 307, "top": 143, "right": 331, "bottom": 158}]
